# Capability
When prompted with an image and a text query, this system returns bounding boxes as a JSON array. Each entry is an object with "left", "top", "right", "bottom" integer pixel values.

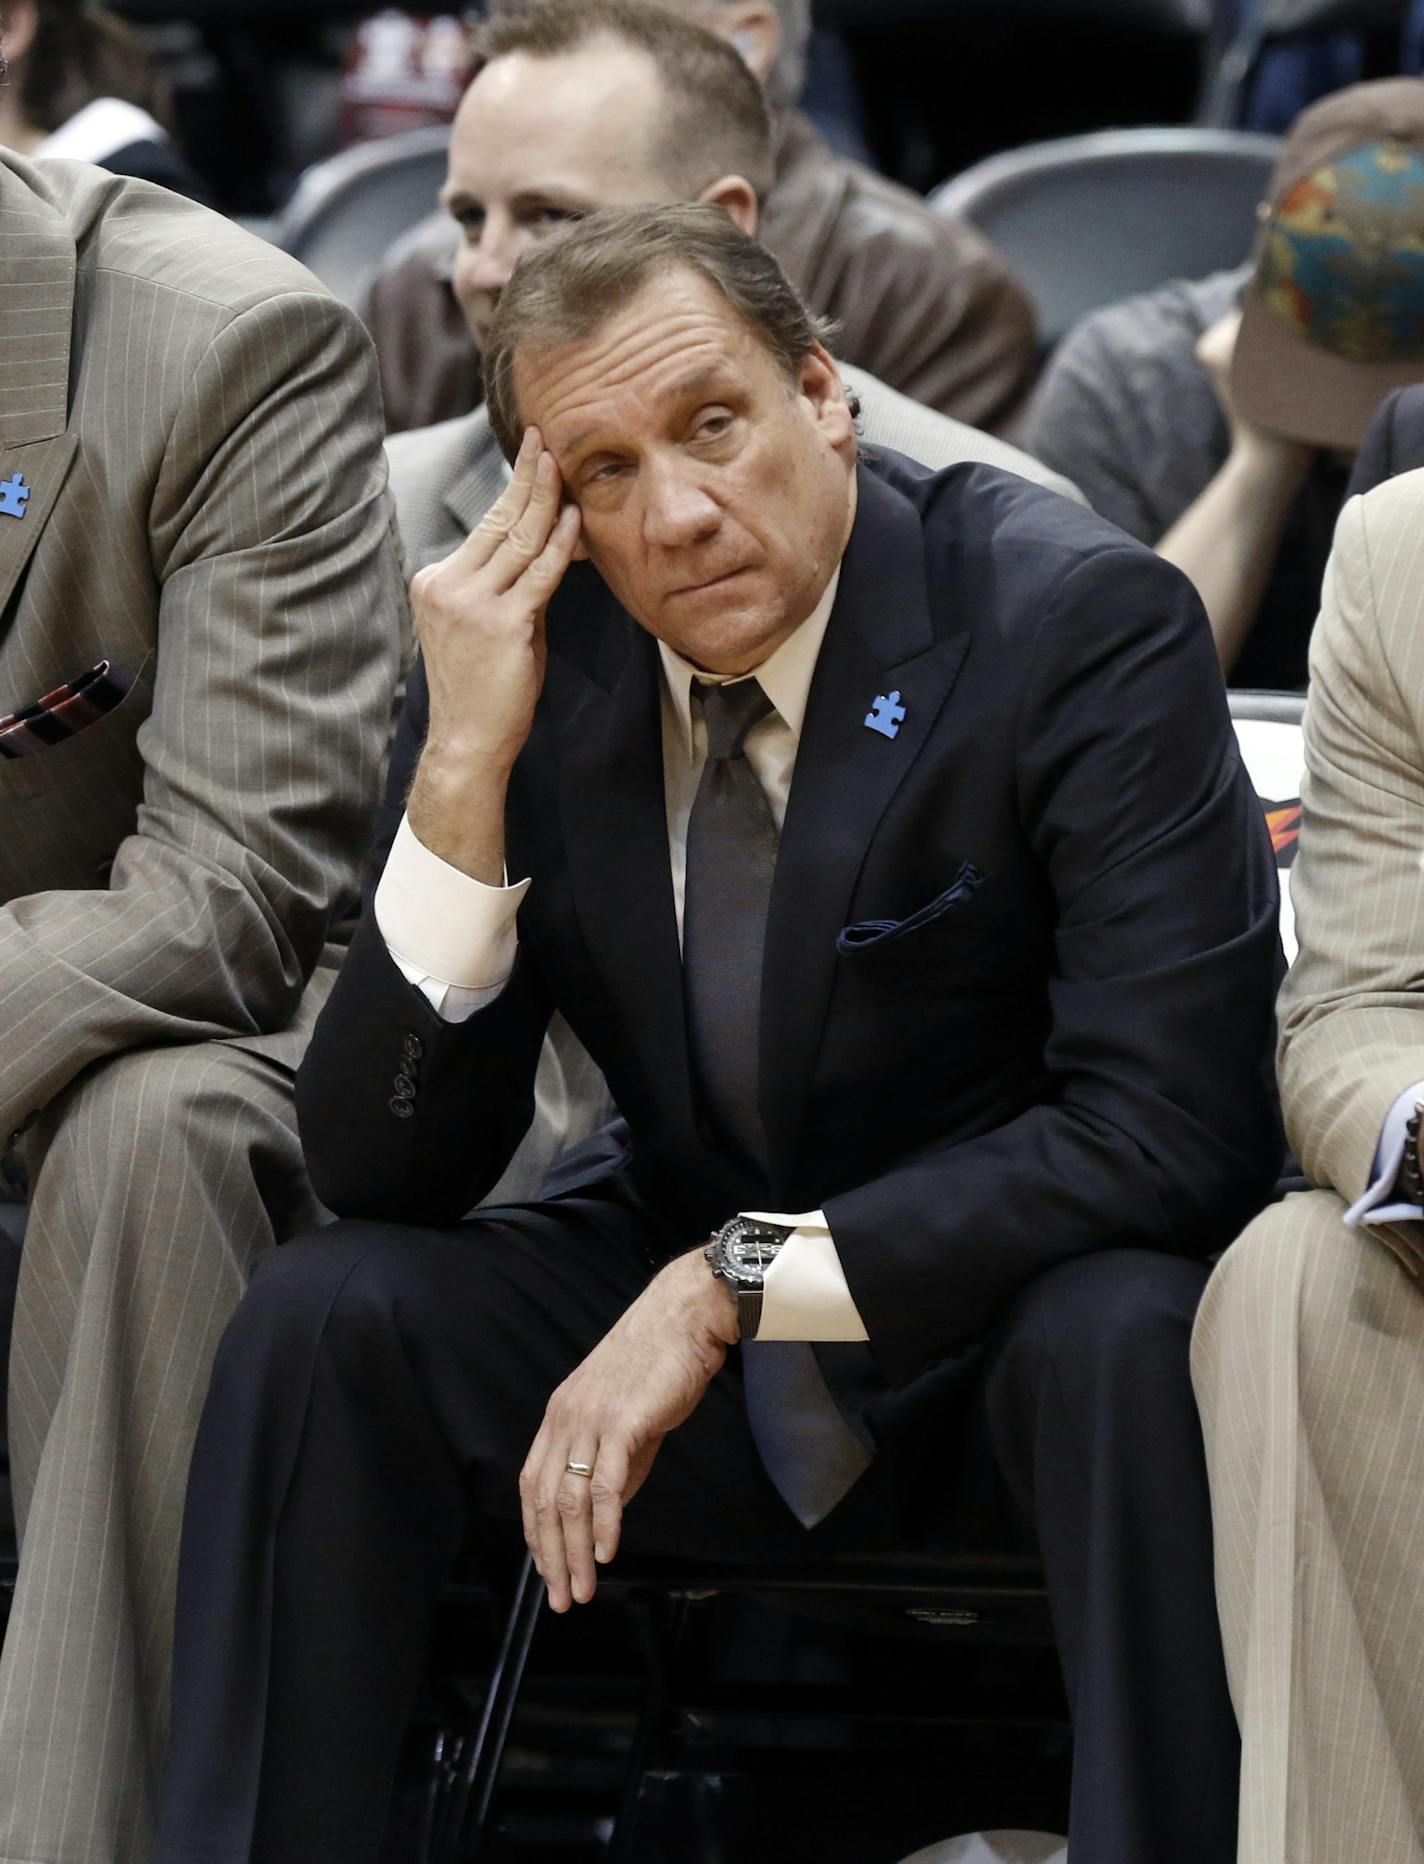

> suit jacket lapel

[
  {"left": 0, "top": 160, "right": 78, "bottom": 620},
  {"left": 760, "top": 462, "right": 972, "bottom": 1175},
  {"left": 554, "top": 574, "right": 698, "bottom": 1140},
  {"left": 441, "top": 412, "right": 509, "bottom": 542}
]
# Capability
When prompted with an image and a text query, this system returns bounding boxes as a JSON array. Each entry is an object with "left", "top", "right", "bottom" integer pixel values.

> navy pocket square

[
  {"left": 837, "top": 861, "right": 986, "bottom": 954},
  {"left": 0, "top": 661, "right": 133, "bottom": 759}
]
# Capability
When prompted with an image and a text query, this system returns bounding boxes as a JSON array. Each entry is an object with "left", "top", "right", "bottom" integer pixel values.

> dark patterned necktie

[{"left": 682, "top": 679, "right": 873, "bottom": 1529}]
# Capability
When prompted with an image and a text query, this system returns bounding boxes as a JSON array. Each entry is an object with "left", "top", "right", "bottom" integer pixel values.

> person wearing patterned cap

[{"left": 1023, "top": 78, "right": 1424, "bottom": 687}]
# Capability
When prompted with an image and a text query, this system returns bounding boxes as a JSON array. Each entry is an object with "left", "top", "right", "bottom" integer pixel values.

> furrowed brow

[{"left": 555, "top": 367, "right": 736, "bottom": 473}]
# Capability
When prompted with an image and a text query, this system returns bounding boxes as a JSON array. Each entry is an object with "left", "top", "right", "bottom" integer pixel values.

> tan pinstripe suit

[
  {"left": 0, "top": 153, "right": 403, "bottom": 1862},
  {"left": 1192, "top": 468, "right": 1424, "bottom": 1864}
]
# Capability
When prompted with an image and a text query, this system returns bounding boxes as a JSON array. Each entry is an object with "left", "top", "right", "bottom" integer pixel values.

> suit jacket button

[
  {"left": 389, "top": 1097, "right": 414, "bottom": 1119},
  {"left": 394, "top": 1073, "right": 415, "bottom": 1098},
  {"left": 404, "top": 1034, "right": 424, "bottom": 1061}
]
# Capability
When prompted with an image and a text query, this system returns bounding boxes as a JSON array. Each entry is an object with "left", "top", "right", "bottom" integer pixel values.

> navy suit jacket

[{"left": 298, "top": 452, "right": 1283, "bottom": 1393}]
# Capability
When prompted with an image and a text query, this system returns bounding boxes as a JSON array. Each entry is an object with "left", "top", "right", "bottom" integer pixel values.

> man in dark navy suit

[{"left": 156, "top": 206, "right": 1283, "bottom": 1864}]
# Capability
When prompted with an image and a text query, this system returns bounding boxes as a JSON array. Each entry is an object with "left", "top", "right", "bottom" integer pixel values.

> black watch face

[{"left": 724, "top": 1227, "right": 782, "bottom": 1282}]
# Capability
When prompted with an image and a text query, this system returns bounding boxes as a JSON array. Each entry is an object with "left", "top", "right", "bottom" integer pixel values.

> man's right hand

[
  {"left": 406, "top": 428, "right": 582, "bottom": 883},
  {"left": 1197, "top": 310, "right": 1314, "bottom": 487}
]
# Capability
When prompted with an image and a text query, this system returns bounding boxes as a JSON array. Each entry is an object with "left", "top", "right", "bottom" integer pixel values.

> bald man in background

[{"left": 360, "top": 0, "right": 1037, "bottom": 436}]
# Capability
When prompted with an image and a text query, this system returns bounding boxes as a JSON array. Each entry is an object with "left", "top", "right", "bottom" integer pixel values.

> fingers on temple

[
  {"left": 525, "top": 502, "right": 582, "bottom": 596},
  {"left": 457, "top": 428, "right": 541, "bottom": 570},
  {"left": 488, "top": 451, "right": 566, "bottom": 592}
]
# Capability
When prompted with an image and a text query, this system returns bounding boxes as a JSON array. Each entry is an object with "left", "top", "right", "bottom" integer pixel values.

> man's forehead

[
  {"left": 514, "top": 276, "right": 768, "bottom": 445},
  {"left": 453, "top": 40, "right": 667, "bottom": 169}
]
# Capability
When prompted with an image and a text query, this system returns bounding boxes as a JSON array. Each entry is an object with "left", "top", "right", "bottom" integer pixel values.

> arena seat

[
  {"left": 275, "top": 124, "right": 451, "bottom": 306},
  {"left": 1228, "top": 688, "right": 1306, "bottom": 963},
  {"left": 929, "top": 126, "right": 1280, "bottom": 350},
  {"left": 424, "top": 1547, "right": 1062, "bottom": 1863}
]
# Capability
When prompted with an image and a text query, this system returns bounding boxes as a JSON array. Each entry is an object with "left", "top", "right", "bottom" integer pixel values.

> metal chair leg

[
  {"left": 414, "top": 1726, "right": 455, "bottom": 1864},
  {"left": 436, "top": 1553, "right": 545, "bottom": 1863},
  {"left": 608, "top": 1591, "right": 693, "bottom": 1864}
]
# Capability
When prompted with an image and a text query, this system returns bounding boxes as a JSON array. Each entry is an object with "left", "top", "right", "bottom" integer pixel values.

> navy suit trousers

[{"left": 155, "top": 1196, "right": 1238, "bottom": 1864}]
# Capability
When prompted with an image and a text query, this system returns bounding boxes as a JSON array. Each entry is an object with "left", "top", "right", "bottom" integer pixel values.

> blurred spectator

[
  {"left": 0, "top": 0, "right": 209, "bottom": 199},
  {"left": 390, "top": 0, "right": 1079, "bottom": 538},
  {"left": 360, "top": 0, "right": 1038, "bottom": 436},
  {"left": 1023, "top": 79, "right": 1424, "bottom": 688},
  {"left": 1215, "top": 0, "right": 1424, "bottom": 134},
  {"left": 339, "top": 9, "right": 477, "bottom": 146},
  {"left": 1346, "top": 378, "right": 1424, "bottom": 492}
]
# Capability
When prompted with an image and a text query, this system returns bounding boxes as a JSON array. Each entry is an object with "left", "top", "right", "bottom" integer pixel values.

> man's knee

[
  {"left": 233, "top": 1223, "right": 412, "bottom": 1354},
  {"left": 981, "top": 1250, "right": 1212, "bottom": 1516},
  {"left": 998, "top": 1247, "right": 1209, "bottom": 1401},
  {"left": 1193, "top": 1188, "right": 1410, "bottom": 1422},
  {"left": 223, "top": 1220, "right": 480, "bottom": 1396},
  {"left": 33, "top": 1040, "right": 294, "bottom": 1196}
]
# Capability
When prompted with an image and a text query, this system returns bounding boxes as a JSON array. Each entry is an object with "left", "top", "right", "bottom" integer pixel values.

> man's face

[
  {"left": 515, "top": 268, "right": 857, "bottom": 675},
  {"left": 445, "top": 43, "right": 679, "bottom": 351}
]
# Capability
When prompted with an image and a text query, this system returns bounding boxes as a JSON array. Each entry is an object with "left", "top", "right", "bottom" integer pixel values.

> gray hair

[{"left": 483, "top": 201, "right": 835, "bottom": 462}]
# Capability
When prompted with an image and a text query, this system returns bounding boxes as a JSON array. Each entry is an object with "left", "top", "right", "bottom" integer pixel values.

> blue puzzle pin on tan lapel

[
  {"left": 865, "top": 690, "right": 906, "bottom": 740},
  {"left": 0, "top": 475, "right": 31, "bottom": 521}
]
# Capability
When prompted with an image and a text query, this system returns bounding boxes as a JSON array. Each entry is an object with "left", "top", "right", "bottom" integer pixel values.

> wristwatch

[
  {"left": 704, "top": 1215, "right": 793, "bottom": 1340},
  {"left": 1405, "top": 1101, "right": 1424, "bottom": 1205}
]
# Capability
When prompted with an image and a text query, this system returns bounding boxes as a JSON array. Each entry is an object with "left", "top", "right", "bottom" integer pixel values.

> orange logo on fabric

[{"left": 1264, "top": 800, "right": 1302, "bottom": 864}]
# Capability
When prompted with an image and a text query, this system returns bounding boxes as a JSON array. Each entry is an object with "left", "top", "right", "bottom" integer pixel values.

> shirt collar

[
  {"left": 657, "top": 563, "right": 842, "bottom": 761},
  {"left": 37, "top": 97, "right": 169, "bottom": 164}
]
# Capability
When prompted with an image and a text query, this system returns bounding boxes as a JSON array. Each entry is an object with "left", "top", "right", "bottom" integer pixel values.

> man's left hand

[{"left": 519, "top": 1249, "right": 740, "bottom": 1612}]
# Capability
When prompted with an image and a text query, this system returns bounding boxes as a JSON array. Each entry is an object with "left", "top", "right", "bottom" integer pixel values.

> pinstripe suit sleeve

[
  {"left": 0, "top": 288, "right": 405, "bottom": 1140},
  {"left": 1278, "top": 475, "right": 1424, "bottom": 1203}
]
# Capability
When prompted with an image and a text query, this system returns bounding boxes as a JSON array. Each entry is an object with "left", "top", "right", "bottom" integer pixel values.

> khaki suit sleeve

[
  {"left": 0, "top": 289, "right": 405, "bottom": 1140},
  {"left": 1278, "top": 482, "right": 1424, "bottom": 1201}
]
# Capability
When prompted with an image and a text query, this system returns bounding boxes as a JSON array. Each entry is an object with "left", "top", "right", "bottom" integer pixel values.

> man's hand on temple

[
  {"left": 519, "top": 1249, "right": 740, "bottom": 1613},
  {"left": 406, "top": 427, "right": 582, "bottom": 885}
]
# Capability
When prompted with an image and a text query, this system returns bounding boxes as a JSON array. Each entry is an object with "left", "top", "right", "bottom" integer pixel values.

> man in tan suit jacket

[
  {"left": 1192, "top": 466, "right": 1424, "bottom": 1864},
  {"left": 0, "top": 151, "right": 403, "bottom": 1863}
]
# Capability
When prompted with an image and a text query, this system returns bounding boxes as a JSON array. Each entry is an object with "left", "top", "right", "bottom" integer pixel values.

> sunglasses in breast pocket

[{"left": 0, "top": 661, "right": 134, "bottom": 759}]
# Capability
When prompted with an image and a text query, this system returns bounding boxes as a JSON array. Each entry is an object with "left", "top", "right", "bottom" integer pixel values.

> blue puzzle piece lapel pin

[
  {"left": 0, "top": 475, "right": 31, "bottom": 521},
  {"left": 865, "top": 690, "right": 906, "bottom": 739}
]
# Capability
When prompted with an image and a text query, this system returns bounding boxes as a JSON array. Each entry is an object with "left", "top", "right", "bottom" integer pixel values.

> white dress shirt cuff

[
  {"left": 375, "top": 813, "right": 530, "bottom": 1023},
  {"left": 1344, "top": 1079, "right": 1424, "bottom": 1227},
  {"left": 744, "top": 1209, "right": 869, "bottom": 1341}
]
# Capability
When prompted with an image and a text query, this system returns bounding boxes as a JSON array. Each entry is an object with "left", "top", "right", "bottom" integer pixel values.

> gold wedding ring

[{"left": 565, "top": 1461, "right": 595, "bottom": 1479}]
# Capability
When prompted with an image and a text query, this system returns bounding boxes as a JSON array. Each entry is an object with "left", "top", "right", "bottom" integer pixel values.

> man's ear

[
  {"left": 716, "top": 1, "right": 781, "bottom": 86},
  {"left": 799, "top": 343, "right": 855, "bottom": 450},
  {"left": 697, "top": 174, "right": 759, "bottom": 239}
]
